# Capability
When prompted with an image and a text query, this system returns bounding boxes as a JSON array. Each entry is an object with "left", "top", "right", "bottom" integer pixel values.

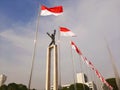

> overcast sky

[{"left": 0, "top": 0, "right": 120, "bottom": 90}]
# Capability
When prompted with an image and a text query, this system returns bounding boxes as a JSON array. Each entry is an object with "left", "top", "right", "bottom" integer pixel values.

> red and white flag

[
  {"left": 95, "top": 69, "right": 101, "bottom": 78},
  {"left": 83, "top": 57, "right": 89, "bottom": 66},
  {"left": 70, "top": 41, "right": 113, "bottom": 89},
  {"left": 40, "top": 5, "right": 63, "bottom": 16},
  {"left": 70, "top": 41, "right": 82, "bottom": 55},
  {"left": 59, "top": 27, "right": 76, "bottom": 37},
  {"left": 88, "top": 61, "right": 96, "bottom": 70}
]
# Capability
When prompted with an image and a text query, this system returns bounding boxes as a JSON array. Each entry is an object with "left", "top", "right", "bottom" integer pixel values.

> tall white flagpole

[
  {"left": 28, "top": 5, "right": 41, "bottom": 90},
  {"left": 78, "top": 55, "right": 86, "bottom": 90},
  {"left": 105, "top": 39, "right": 120, "bottom": 90},
  {"left": 57, "top": 27, "right": 62, "bottom": 89},
  {"left": 70, "top": 41, "right": 77, "bottom": 90}
]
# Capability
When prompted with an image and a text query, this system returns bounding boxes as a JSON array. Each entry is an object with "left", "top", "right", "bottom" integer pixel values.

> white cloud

[{"left": 1, "top": 30, "right": 32, "bottom": 50}]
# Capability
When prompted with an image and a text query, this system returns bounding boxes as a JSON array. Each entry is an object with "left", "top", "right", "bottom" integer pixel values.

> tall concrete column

[
  {"left": 45, "top": 45, "right": 58, "bottom": 90},
  {"left": 53, "top": 45, "right": 58, "bottom": 90},
  {"left": 45, "top": 47, "right": 51, "bottom": 90}
]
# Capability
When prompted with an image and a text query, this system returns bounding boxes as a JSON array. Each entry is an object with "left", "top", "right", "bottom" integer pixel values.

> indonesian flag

[
  {"left": 95, "top": 70, "right": 113, "bottom": 90},
  {"left": 83, "top": 57, "right": 89, "bottom": 66},
  {"left": 70, "top": 41, "right": 82, "bottom": 55},
  {"left": 95, "top": 69, "right": 101, "bottom": 78},
  {"left": 88, "top": 61, "right": 96, "bottom": 70},
  {"left": 59, "top": 27, "right": 76, "bottom": 37},
  {"left": 100, "top": 75, "right": 106, "bottom": 83},
  {"left": 40, "top": 5, "right": 63, "bottom": 16},
  {"left": 70, "top": 41, "right": 113, "bottom": 90}
]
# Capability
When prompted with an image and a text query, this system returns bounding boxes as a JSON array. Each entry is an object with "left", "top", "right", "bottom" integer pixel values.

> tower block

[{"left": 45, "top": 45, "right": 58, "bottom": 90}]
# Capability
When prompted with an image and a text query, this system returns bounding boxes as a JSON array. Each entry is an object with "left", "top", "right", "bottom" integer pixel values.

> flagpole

[
  {"left": 28, "top": 5, "right": 41, "bottom": 90},
  {"left": 88, "top": 60, "right": 100, "bottom": 90},
  {"left": 94, "top": 70, "right": 101, "bottom": 90},
  {"left": 77, "top": 55, "right": 85, "bottom": 90},
  {"left": 70, "top": 41, "right": 77, "bottom": 90},
  {"left": 105, "top": 38, "right": 120, "bottom": 90},
  {"left": 57, "top": 27, "right": 62, "bottom": 90},
  {"left": 86, "top": 59, "right": 98, "bottom": 90}
]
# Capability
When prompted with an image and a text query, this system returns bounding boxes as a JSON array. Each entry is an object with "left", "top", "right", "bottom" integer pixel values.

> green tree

[
  {"left": 69, "top": 83, "right": 89, "bottom": 90},
  {"left": 0, "top": 83, "right": 29, "bottom": 90},
  {"left": 17, "top": 84, "right": 27, "bottom": 90},
  {"left": 103, "top": 78, "right": 118, "bottom": 90},
  {"left": 61, "top": 87, "right": 69, "bottom": 90},
  {"left": 0, "top": 85, "right": 7, "bottom": 90},
  {"left": 61, "top": 83, "right": 89, "bottom": 90},
  {"left": 7, "top": 83, "right": 19, "bottom": 90}
]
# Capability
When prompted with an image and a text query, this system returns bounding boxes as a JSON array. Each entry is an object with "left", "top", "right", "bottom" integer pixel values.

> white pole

[
  {"left": 105, "top": 39, "right": 120, "bottom": 90},
  {"left": 45, "top": 47, "right": 51, "bottom": 90},
  {"left": 57, "top": 28, "right": 62, "bottom": 89},
  {"left": 79, "top": 55, "right": 88, "bottom": 90},
  {"left": 70, "top": 41, "right": 77, "bottom": 90},
  {"left": 28, "top": 5, "right": 40, "bottom": 90},
  {"left": 53, "top": 45, "right": 58, "bottom": 90}
]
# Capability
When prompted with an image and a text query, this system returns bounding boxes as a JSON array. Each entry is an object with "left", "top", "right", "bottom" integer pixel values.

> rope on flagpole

[{"left": 28, "top": 4, "right": 41, "bottom": 90}]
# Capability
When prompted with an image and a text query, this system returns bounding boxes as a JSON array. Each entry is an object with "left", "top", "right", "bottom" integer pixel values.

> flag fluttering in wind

[
  {"left": 70, "top": 41, "right": 113, "bottom": 90},
  {"left": 59, "top": 27, "right": 76, "bottom": 37},
  {"left": 71, "top": 41, "right": 82, "bottom": 55},
  {"left": 40, "top": 5, "right": 63, "bottom": 16}
]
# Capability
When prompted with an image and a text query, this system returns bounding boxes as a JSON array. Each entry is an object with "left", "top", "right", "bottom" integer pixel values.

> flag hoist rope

[{"left": 28, "top": 5, "right": 40, "bottom": 90}]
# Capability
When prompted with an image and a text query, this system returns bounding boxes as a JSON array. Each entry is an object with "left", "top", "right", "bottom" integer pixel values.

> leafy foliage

[
  {"left": 103, "top": 78, "right": 118, "bottom": 90},
  {"left": 61, "top": 83, "right": 89, "bottom": 90},
  {"left": 0, "top": 83, "right": 27, "bottom": 90},
  {"left": 0, "top": 85, "right": 7, "bottom": 90},
  {"left": 7, "top": 83, "right": 19, "bottom": 90},
  {"left": 61, "top": 87, "right": 69, "bottom": 90}
]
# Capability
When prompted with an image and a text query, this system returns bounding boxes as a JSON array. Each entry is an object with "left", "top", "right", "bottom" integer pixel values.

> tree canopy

[
  {"left": 0, "top": 83, "right": 27, "bottom": 90},
  {"left": 103, "top": 78, "right": 118, "bottom": 90},
  {"left": 61, "top": 83, "right": 89, "bottom": 90}
]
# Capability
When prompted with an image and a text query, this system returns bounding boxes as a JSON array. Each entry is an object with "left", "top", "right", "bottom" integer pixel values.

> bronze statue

[{"left": 47, "top": 30, "right": 56, "bottom": 46}]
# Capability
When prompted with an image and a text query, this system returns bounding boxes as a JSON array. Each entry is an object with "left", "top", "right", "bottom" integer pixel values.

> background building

[
  {"left": 76, "top": 73, "right": 97, "bottom": 90},
  {"left": 0, "top": 74, "right": 7, "bottom": 86},
  {"left": 76, "top": 73, "right": 88, "bottom": 83}
]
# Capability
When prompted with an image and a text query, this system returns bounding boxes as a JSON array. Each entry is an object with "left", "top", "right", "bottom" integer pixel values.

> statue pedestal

[{"left": 45, "top": 45, "right": 58, "bottom": 90}]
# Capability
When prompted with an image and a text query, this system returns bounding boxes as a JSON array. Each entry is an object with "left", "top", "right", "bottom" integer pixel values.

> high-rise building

[
  {"left": 76, "top": 73, "right": 88, "bottom": 83},
  {"left": 0, "top": 74, "right": 7, "bottom": 86}
]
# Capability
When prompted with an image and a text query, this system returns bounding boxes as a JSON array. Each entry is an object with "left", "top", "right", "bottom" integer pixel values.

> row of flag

[
  {"left": 39, "top": 5, "right": 113, "bottom": 89},
  {"left": 71, "top": 41, "right": 113, "bottom": 90},
  {"left": 40, "top": 5, "right": 75, "bottom": 37}
]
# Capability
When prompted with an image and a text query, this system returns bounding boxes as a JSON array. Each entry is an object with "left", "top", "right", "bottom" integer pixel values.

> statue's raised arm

[
  {"left": 47, "top": 32, "right": 51, "bottom": 37},
  {"left": 53, "top": 30, "right": 56, "bottom": 35},
  {"left": 47, "top": 30, "right": 56, "bottom": 46}
]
